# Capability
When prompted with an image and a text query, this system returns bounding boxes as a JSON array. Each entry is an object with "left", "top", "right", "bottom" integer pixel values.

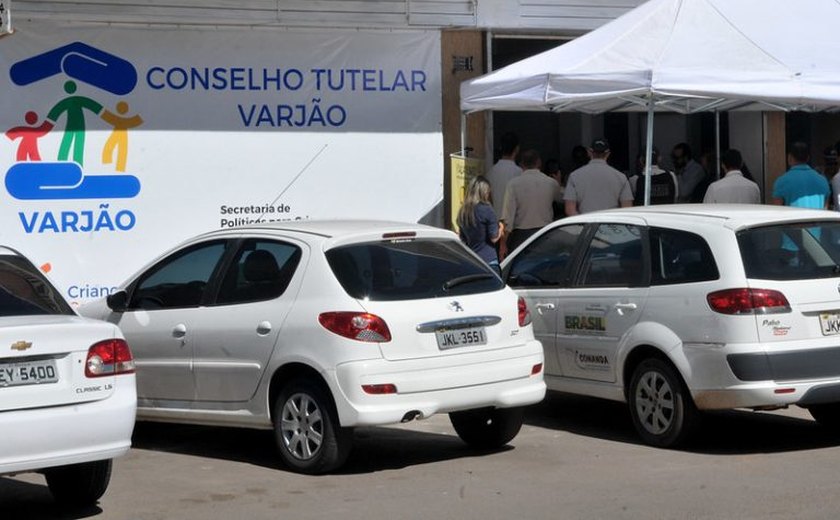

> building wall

[{"left": 13, "top": 0, "right": 643, "bottom": 30}]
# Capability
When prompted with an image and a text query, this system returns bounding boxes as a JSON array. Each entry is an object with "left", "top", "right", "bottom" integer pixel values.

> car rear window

[
  {"left": 738, "top": 221, "right": 840, "bottom": 280},
  {"left": 0, "top": 255, "right": 74, "bottom": 316},
  {"left": 326, "top": 238, "right": 504, "bottom": 301}
]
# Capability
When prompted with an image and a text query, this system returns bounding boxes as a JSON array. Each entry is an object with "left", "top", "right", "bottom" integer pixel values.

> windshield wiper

[{"left": 443, "top": 273, "right": 495, "bottom": 291}]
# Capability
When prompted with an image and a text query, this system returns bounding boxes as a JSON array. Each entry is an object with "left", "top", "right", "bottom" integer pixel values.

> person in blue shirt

[
  {"left": 772, "top": 141, "right": 830, "bottom": 209},
  {"left": 457, "top": 176, "right": 504, "bottom": 271}
]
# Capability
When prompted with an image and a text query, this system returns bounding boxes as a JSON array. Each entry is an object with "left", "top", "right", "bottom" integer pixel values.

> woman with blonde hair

[{"left": 457, "top": 176, "right": 504, "bottom": 270}]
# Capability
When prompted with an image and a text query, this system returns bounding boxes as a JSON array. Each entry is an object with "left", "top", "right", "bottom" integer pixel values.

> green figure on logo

[{"left": 47, "top": 80, "right": 103, "bottom": 166}]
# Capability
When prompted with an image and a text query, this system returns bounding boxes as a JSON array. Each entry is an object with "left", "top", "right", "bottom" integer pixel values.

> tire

[
  {"left": 273, "top": 379, "right": 352, "bottom": 474},
  {"left": 44, "top": 459, "right": 112, "bottom": 507},
  {"left": 449, "top": 407, "right": 524, "bottom": 449},
  {"left": 628, "top": 358, "right": 697, "bottom": 448},
  {"left": 808, "top": 403, "right": 840, "bottom": 429}
]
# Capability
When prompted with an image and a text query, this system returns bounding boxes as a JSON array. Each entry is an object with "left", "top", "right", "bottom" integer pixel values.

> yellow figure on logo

[{"left": 101, "top": 101, "right": 143, "bottom": 172}]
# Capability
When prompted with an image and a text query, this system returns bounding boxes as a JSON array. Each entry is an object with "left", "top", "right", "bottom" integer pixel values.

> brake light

[
  {"left": 319, "top": 312, "right": 392, "bottom": 342},
  {"left": 706, "top": 288, "right": 791, "bottom": 315},
  {"left": 85, "top": 339, "right": 135, "bottom": 378},
  {"left": 518, "top": 297, "right": 532, "bottom": 326},
  {"left": 531, "top": 363, "right": 543, "bottom": 375}
]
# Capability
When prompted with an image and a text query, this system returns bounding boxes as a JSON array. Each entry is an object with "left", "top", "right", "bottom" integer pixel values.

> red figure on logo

[{"left": 6, "top": 111, "right": 54, "bottom": 161}]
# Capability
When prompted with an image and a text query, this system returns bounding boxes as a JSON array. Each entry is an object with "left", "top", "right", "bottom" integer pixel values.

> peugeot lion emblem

[
  {"left": 449, "top": 301, "right": 464, "bottom": 312},
  {"left": 11, "top": 341, "right": 32, "bottom": 351},
  {"left": 837, "top": 282, "right": 840, "bottom": 296}
]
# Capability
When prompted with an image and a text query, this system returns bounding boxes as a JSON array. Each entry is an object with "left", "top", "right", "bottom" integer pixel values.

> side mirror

[{"left": 106, "top": 290, "right": 129, "bottom": 312}]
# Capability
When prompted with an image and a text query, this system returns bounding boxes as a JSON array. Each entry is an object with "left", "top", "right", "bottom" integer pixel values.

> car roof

[
  {"left": 567, "top": 204, "right": 840, "bottom": 230},
  {"left": 205, "top": 219, "right": 451, "bottom": 240}
]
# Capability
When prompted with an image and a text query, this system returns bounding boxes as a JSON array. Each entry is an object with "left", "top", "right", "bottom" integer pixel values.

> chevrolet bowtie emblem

[{"left": 11, "top": 341, "right": 32, "bottom": 351}]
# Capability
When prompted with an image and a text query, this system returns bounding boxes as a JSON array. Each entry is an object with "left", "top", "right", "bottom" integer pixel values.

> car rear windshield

[
  {"left": 738, "top": 221, "right": 840, "bottom": 280},
  {"left": 326, "top": 238, "right": 504, "bottom": 301},
  {"left": 0, "top": 255, "right": 74, "bottom": 316}
]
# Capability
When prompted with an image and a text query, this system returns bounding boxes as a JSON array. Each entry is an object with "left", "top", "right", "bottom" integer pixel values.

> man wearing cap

[{"left": 564, "top": 138, "right": 633, "bottom": 216}]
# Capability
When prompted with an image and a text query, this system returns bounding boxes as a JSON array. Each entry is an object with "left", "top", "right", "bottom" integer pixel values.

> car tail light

[
  {"left": 86, "top": 339, "right": 135, "bottom": 378},
  {"left": 319, "top": 312, "right": 392, "bottom": 342},
  {"left": 706, "top": 288, "right": 791, "bottom": 315},
  {"left": 531, "top": 363, "right": 543, "bottom": 375},
  {"left": 518, "top": 297, "right": 532, "bottom": 327},
  {"left": 362, "top": 384, "right": 397, "bottom": 394}
]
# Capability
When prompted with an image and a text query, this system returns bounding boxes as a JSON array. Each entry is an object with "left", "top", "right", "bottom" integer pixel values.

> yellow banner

[{"left": 450, "top": 153, "right": 484, "bottom": 231}]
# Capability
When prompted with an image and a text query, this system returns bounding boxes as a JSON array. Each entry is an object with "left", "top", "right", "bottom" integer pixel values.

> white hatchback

[
  {"left": 0, "top": 246, "right": 136, "bottom": 507},
  {"left": 81, "top": 221, "right": 545, "bottom": 474},
  {"left": 502, "top": 205, "right": 840, "bottom": 446}
]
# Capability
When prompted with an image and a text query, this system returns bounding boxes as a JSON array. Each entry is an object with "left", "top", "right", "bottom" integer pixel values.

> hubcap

[
  {"left": 635, "top": 370, "right": 675, "bottom": 435},
  {"left": 280, "top": 393, "right": 324, "bottom": 461}
]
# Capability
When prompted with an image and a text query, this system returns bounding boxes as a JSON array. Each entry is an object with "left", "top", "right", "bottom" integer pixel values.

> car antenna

[{"left": 258, "top": 143, "right": 328, "bottom": 222}]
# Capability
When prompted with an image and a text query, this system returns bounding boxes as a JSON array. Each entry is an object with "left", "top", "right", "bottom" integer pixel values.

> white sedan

[
  {"left": 81, "top": 220, "right": 545, "bottom": 474},
  {"left": 0, "top": 246, "right": 136, "bottom": 507},
  {"left": 503, "top": 205, "right": 840, "bottom": 446}
]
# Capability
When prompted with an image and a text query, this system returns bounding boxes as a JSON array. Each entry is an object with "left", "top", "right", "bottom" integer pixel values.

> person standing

[
  {"left": 772, "top": 142, "right": 830, "bottom": 209},
  {"left": 631, "top": 148, "right": 678, "bottom": 205},
  {"left": 485, "top": 132, "right": 522, "bottom": 219},
  {"left": 564, "top": 138, "right": 633, "bottom": 216},
  {"left": 704, "top": 149, "right": 761, "bottom": 204},
  {"left": 671, "top": 143, "right": 707, "bottom": 202},
  {"left": 502, "top": 149, "right": 563, "bottom": 251},
  {"left": 831, "top": 141, "right": 840, "bottom": 211},
  {"left": 457, "top": 176, "right": 504, "bottom": 271}
]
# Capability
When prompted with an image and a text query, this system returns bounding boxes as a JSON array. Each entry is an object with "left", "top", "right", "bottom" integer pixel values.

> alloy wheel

[
  {"left": 634, "top": 370, "right": 675, "bottom": 435},
  {"left": 280, "top": 392, "right": 324, "bottom": 460}
]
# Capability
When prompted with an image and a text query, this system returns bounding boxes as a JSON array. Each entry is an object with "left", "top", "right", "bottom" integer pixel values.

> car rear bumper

[
  {"left": 0, "top": 376, "right": 136, "bottom": 475},
  {"left": 684, "top": 342, "right": 840, "bottom": 410},
  {"left": 330, "top": 340, "right": 546, "bottom": 426}
]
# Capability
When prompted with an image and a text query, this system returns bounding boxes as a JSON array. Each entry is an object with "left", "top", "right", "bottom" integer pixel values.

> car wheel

[
  {"left": 273, "top": 379, "right": 352, "bottom": 474},
  {"left": 44, "top": 459, "right": 112, "bottom": 507},
  {"left": 449, "top": 407, "right": 524, "bottom": 449},
  {"left": 808, "top": 403, "right": 840, "bottom": 429},
  {"left": 628, "top": 358, "right": 697, "bottom": 448}
]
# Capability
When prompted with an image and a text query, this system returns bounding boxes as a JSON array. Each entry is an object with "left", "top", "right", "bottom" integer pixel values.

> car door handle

[
  {"left": 172, "top": 323, "right": 187, "bottom": 339},
  {"left": 614, "top": 303, "right": 638, "bottom": 316},
  {"left": 535, "top": 303, "right": 556, "bottom": 315},
  {"left": 256, "top": 321, "right": 272, "bottom": 335}
]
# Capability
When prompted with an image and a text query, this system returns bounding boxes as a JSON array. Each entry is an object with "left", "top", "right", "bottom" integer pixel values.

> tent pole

[
  {"left": 715, "top": 110, "right": 721, "bottom": 180},
  {"left": 460, "top": 112, "right": 467, "bottom": 156},
  {"left": 643, "top": 99, "right": 655, "bottom": 206}
]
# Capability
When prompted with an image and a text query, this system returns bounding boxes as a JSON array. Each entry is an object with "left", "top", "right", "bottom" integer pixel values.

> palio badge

[{"left": 11, "top": 341, "right": 33, "bottom": 351}]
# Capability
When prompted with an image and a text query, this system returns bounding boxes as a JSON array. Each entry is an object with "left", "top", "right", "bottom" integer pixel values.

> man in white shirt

[
  {"left": 485, "top": 132, "right": 522, "bottom": 218},
  {"left": 703, "top": 149, "right": 761, "bottom": 204}
]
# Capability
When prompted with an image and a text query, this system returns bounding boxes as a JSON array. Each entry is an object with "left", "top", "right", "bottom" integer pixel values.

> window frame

[
  {"left": 126, "top": 239, "right": 232, "bottom": 311},
  {"left": 571, "top": 222, "right": 651, "bottom": 289},
  {"left": 648, "top": 226, "right": 719, "bottom": 286},
  {"left": 211, "top": 238, "right": 303, "bottom": 306},
  {"left": 503, "top": 223, "right": 588, "bottom": 289}
]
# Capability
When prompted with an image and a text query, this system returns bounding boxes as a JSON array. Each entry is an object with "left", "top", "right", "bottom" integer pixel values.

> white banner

[{"left": 0, "top": 22, "right": 442, "bottom": 305}]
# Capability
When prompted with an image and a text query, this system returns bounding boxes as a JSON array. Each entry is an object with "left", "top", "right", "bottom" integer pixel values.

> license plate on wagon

[
  {"left": 435, "top": 327, "right": 487, "bottom": 350},
  {"left": 0, "top": 359, "right": 59, "bottom": 387},
  {"left": 819, "top": 313, "right": 840, "bottom": 336}
]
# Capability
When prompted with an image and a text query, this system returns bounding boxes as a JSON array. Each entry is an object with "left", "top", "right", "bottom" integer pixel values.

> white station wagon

[
  {"left": 502, "top": 205, "right": 840, "bottom": 447},
  {"left": 81, "top": 220, "right": 545, "bottom": 473},
  {"left": 0, "top": 246, "right": 136, "bottom": 507}
]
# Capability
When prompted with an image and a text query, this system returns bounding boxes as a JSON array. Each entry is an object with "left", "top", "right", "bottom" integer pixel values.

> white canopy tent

[{"left": 460, "top": 0, "right": 840, "bottom": 204}]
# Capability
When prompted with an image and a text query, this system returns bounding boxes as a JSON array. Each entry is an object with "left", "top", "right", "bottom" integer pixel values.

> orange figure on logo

[{"left": 101, "top": 101, "right": 143, "bottom": 173}]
